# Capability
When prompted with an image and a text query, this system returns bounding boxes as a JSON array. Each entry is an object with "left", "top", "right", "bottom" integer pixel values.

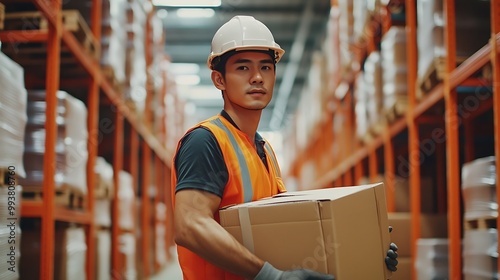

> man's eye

[
  {"left": 237, "top": 66, "right": 248, "bottom": 70},
  {"left": 262, "top": 65, "right": 272, "bottom": 70}
]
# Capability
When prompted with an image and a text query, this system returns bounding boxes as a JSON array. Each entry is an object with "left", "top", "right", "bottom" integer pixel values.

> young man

[{"left": 171, "top": 16, "right": 398, "bottom": 280}]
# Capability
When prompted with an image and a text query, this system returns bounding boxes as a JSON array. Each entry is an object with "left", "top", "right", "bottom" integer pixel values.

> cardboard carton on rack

[{"left": 220, "top": 183, "right": 392, "bottom": 280}]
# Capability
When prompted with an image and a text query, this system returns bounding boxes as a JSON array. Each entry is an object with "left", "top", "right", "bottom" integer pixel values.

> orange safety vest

[{"left": 171, "top": 115, "right": 286, "bottom": 280}]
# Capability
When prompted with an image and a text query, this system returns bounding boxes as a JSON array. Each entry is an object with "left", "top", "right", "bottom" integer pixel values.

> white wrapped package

[
  {"left": 118, "top": 171, "right": 135, "bottom": 230},
  {"left": 65, "top": 226, "right": 87, "bottom": 280},
  {"left": 463, "top": 229, "right": 498, "bottom": 279},
  {"left": 0, "top": 51, "right": 27, "bottom": 177},
  {"left": 62, "top": 92, "right": 88, "bottom": 194},
  {"left": 461, "top": 156, "right": 497, "bottom": 220}
]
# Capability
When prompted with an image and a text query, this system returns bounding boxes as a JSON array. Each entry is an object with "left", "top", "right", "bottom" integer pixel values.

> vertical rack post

[
  {"left": 39, "top": 0, "right": 62, "bottom": 279},
  {"left": 86, "top": 0, "right": 103, "bottom": 278},
  {"left": 384, "top": 132, "right": 396, "bottom": 212},
  {"left": 443, "top": 0, "right": 461, "bottom": 278},
  {"left": 142, "top": 143, "right": 152, "bottom": 278},
  {"left": 368, "top": 148, "right": 378, "bottom": 183},
  {"left": 403, "top": 0, "right": 421, "bottom": 279},
  {"left": 491, "top": 0, "right": 500, "bottom": 274},
  {"left": 154, "top": 155, "right": 162, "bottom": 271},
  {"left": 354, "top": 161, "right": 364, "bottom": 185},
  {"left": 112, "top": 111, "right": 124, "bottom": 278}
]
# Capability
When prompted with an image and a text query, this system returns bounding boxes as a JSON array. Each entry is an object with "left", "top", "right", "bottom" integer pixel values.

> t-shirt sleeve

[{"left": 174, "top": 127, "right": 228, "bottom": 197}]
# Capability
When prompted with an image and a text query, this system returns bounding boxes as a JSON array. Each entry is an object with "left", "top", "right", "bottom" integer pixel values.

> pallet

[
  {"left": 3, "top": 9, "right": 99, "bottom": 59},
  {"left": 21, "top": 184, "right": 86, "bottom": 209},
  {"left": 0, "top": 3, "right": 5, "bottom": 30},
  {"left": 368, "top": 117, "right": 387, "bottom": 138},
  {"left": 417, "top": 56, "right": 467, "bottom": 98},
  {"left": 464, "top": 216, "right": 497, "bottom": 230},
  {"left": 384, "top": 99, "right": 408, "bottom": 123},
  {"left": 101, "top": 65, "right": 123, "bottom": 93}
]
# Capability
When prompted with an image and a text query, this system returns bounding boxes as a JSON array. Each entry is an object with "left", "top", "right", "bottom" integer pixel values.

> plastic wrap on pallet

[
  {"left": 338, "top": 0, "right": 355, "bottom": 75},
  {"left": 155, "top": 222, "right": 168, "bottom": 266},
  {"left": 416, "top": 0, "right": 444, "bottom": 79},
  {"left": 96, "top": 230, "right": 112, "bottom": 280},
  {"left": 461, "top": 156, "right": 497, "bottom": 220},
  {"left": 353, "top": 0, "right": 369, "bottom": 42},
  {"left": 124, "top": 0, "right": 147, "bottom": 116},
  {"left": 65, "top": 226, "right": 87, "bottom": 280},
  {"left": 0, "top": 186, "right": 22, "bottom": 280},
  {"left": 415, "top": 238, "right": 449, "bottom": 280},
  {"left": 19, "top": 90, "right": 67, "bottom": 188},
  {"left": 463, "top": 229, "right": 499, "bottom": 280},
  {"left": 0, "top": 51, "right": 27, "bottom": 178},
  {"left": 119, "top": 233, "right": 137, "bottom": 280},
  {"left": 94, "top": 157, "right": 114, "bottom": 198},
  {"left": 417, "top": 0, "right": 491, "bottom": 80},
  {"left": 364, "top": 51, "right": 383, "bottom": 126},
  {"left": 381, "top": 27, "right": 407, "bottom": 112},
  {"left": 94, "top": 198, "right": 112, "bottom": 228},
  {"left": 101, "top": 0, "right": 128, "bottom": 83},
  {"left": 118, "top": 171, "right": 135, "bottom": 230},
  {"left": 61, "top": 92, "right": 88, "bottom": 194},
  {"left": 354, "top": 74, "right": 368, "bottom": 139}
]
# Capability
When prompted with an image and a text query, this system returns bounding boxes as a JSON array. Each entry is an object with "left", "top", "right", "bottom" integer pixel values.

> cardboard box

[
  {"left": 388, "top": 212, "right": 448, "bottom": 257},
  {"left": 220, "top": 183, "right": 392, "bottom": 279}
]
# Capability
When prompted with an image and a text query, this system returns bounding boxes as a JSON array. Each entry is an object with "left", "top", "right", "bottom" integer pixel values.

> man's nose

[{"left": 250, "top": 70, "right": 263, "bottom": 84}]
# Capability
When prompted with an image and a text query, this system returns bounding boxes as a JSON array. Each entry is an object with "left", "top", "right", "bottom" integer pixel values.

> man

[{"left": 171, "top": 15, "right": 398, "bottom": 280}]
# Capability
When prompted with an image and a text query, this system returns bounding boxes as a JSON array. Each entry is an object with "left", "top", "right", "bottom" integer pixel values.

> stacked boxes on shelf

[
  {"left": 20, "top": 220, "right": 88, "bottom": 280},
  {"left": 20, "top": 90, "right": 67, "bottom": 189},
  {"left": 381, "top": 26, "right": 407, "bottom": 123},
  {"left": 19, "top": 90, "right": 88, "bottom": 207},
  {"left": 416, "top": 0, "right": 491, "bottom": 96},
  {"left": 461, "top": 156, "right": 498, "bottom": 279},
  {"left": 354, "top": 73, "right": 369, "bottom": 142},
  {"left": 0, "top": 51, "right": 27, "bottom": 178},
  {"left": 118, "top": 170, "right": 138, "bottom": 279},
  {"left": 101, "top": 0, "right": 129, "bottom": 90},
  {"left": 124, "top": 0, "right": 148, "bottom": 117},
  {"left": 363, "top": 51, "right": 384, "bottom": 136},
  {"left": 415, "top": 238, "right": 449, "bottom": 280},
  {"left": 94, "top": 157, "right": 114, "bottom": 280},
  {"left": 388, "top": 212, "right": 448, "bottom": 280},
  {"left": 155, "top": 202, "right": 168, "bottom": 267}
]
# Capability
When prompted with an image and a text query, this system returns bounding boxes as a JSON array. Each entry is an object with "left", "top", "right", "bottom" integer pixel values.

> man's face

[{"left": 219, "top": 51, "right": 276, "bottom": 111}]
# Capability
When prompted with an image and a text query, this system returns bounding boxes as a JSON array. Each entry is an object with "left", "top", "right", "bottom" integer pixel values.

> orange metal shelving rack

[
  {"left": 299, "top": 0, "right": 500, "bottom": 279},
  {"left": 0, "top": 0, "right": 174, "bottom": 279}
]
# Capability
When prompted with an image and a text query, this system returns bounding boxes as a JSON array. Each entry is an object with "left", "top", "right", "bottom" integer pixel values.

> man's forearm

[{"left": 175, "top": 206, "right": 264, "bottom": 278}]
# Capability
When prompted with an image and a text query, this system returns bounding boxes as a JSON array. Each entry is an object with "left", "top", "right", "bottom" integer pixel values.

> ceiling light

[
  {"left": 152, "top": 0, "right": 221, "bottom": 7},
  {"left": 177, "top": 8, "right": 215, "bottom": 18},
  {"left": 170, "top": 63, "right": 200, "bottom": 74}
]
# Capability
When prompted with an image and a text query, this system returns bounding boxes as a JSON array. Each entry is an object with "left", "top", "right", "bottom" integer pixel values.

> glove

[
  {"left": 255, "top": 262, "right": 335, "bottom": 280},
  {"left": 385, "top": 226, "right": 399, "bottom": 272}
]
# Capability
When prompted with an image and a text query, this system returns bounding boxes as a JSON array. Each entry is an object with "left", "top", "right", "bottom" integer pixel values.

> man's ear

[{"left": 211, "top": 71, "right": 225, "bottom": 91}]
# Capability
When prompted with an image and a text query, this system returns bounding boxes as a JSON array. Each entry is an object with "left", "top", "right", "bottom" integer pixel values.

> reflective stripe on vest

[
  {"left": 209, "top": 118, "right": 253, "bottom": 203},
  {"left": 263, "top": 143, "right": 281, "bottom": 177}
]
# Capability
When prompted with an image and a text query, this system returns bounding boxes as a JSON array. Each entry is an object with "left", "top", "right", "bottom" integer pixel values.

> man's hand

[
  {"left": 385, "top": 226, "right": 399, "bottom": 271},
  {"left": 255, "top": 262, "right": 335, "bottom": 280}
]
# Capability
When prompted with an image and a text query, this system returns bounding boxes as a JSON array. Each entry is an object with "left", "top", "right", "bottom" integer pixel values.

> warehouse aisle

[{"left": 150, "top": 250, "right": 183, "bottom": 280}]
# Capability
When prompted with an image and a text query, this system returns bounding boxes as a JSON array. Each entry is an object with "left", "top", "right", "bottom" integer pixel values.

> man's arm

[{"left": 174, "top": 189, "right": 264, "bottom": 279}]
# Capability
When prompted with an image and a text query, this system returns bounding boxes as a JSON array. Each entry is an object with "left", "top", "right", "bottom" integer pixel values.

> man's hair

[{"left": 211, "top": 49, "right": 276, "bottom": 76}]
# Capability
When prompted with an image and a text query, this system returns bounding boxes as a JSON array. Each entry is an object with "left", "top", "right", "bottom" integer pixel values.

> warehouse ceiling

[{"left": 154, "top": 0, "right": 331, "bottom": 132}]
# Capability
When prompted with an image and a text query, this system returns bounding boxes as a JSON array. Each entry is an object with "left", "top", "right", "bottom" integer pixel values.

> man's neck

[{"left": 223, "top": 109, "right": 261, "bottom": 141}]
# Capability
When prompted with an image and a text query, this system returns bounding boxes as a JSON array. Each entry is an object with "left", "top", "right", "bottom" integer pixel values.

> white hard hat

[{"left": 207, "top": 15, "right": 285, "bottom": 69}]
